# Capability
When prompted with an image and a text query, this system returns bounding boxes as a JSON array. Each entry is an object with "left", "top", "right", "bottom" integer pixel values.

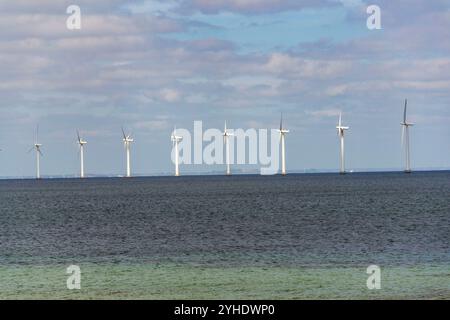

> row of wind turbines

[
  {"left": 169, "top": 116, "right": 292, "bottom": 178},
  {"left": 334, "top": 99, "right": 414, "bottom": 174},
  {"left": 23, "top": 99, "right": 414, "bottom": 179},
  {"left": 28, "top": 127, "right": 134, "bottom": 179}
]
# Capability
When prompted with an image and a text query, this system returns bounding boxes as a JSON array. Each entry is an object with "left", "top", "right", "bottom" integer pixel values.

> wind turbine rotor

[
  {"left": 77, "top": 130, "right": 87, "bottom": 145},
  {"left": 171, "top": 127, "right": 183, "bottom": 142}
]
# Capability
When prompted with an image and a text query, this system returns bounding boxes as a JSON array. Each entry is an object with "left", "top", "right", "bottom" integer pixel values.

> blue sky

[
  {"left": 0, "top": 0, "right": 449, "bottom": 177},
  {"left": 155, "top": 8, "right": 369, "bottom": 52}
]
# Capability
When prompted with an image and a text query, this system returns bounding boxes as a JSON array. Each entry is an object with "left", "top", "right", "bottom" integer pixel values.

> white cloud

[
  {"left": 307, "top": 109, "right": 341, "bottom": 118},
  {"left": 160, "top": 88, "right": 181, "bottom": 102},
  {"left": 264, "top": 53, "right": 351, "bottom": 79}
]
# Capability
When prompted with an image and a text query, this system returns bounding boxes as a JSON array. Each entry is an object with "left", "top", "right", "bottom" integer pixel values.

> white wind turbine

[
  {"left": 336, "top": 112, "right": 349, "bottom": 174},
  {"left": 223, "top": 121, "right": 234, "bottom": 176},
  {"left": 277, "top": 113, "right": 289, "bottom": 176},
  {"left": 122, "top": 127, "right": 134, "bottom": 178},
  {"left": 171, "top": 127, "right": 183, "bottom": 177},
  {"left": 401, "top": 99, "right": 414, "bottom": 174},
  {"left": 28, "top": 125, "right": 43, "bottom": 179},
  {"left": 77, "top": 130, "right": 87, "bottom": 178}
]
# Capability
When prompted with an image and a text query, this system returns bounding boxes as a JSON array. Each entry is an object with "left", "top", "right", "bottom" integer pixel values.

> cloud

[
  {"left": 160, "top": 88, "right": 182, "bottom": 102},
  {"left": 264, "top": 53, "right": 351, "bottom": 79},
  {"left": 134, "top": 119, "right": 170, "bottom": 130},
  {"left": 306, "top": 108, "right": 342, "bottom": 118},
  {"left": 0, "top": 0, "right": 134, "bottom": 14}
]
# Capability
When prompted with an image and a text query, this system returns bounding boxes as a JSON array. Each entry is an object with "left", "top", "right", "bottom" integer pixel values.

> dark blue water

[{"left": 1, "top": 172, "right": 449, "bottom": 267}]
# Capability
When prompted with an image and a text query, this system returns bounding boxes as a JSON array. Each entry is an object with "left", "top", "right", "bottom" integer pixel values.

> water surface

[{"left": 0, "top": 172, "right": 449, "bottom": 299}]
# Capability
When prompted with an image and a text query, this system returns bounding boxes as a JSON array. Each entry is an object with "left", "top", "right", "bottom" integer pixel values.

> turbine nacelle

[
  {"left": 121, "top": 127, "right": 134, "bottom": 144},
  {"left": 32, "top": 143, "right": 43, "bottom": 157},
  {"left": 223, "top": 128, "right": 234, "bottom": 137},
  {"left": 337, "top": 112, "right": 349, "bottom": 136},
  {"left": 171, "top": 127, "right": 183, "bottom": 143},
  {"left": 336, "top": 126, "right": 349, "bottom": 135},
  {"left": 278, "top": 113, "right": 289, "bottom": 135},
  {"left": 223, "top": 121, "right": 234, "bottom": 137},
  {"left": 223, "top": 127, "right": 234, "bottom": 137},
  {"left": 171, "top": 135, "right": 183, "bottom": 142},
  {"left": 77, "top": 131, "right": 87, "bottom": 146}
]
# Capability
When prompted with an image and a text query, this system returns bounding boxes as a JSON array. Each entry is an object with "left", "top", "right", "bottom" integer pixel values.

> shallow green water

[{"left": 1, "top": 263, "right": 449, "bottom": 300}]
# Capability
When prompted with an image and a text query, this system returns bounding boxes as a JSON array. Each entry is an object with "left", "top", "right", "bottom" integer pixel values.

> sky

[{"left": 0, "top": 0, "right": 449, "bottom": 177}]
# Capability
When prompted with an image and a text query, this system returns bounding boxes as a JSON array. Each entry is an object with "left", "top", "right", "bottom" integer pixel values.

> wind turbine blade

[
  {"left": 224, "top": 121, "right": 227, "bottom": 133},
  {"left": 339, "top": 112, "right": 342, "bottom": 127},
  {"left": 38, "top": 149, "right": 43, "bottom": 157},
  {"left": 35, "top": 125, "right": 39, "bottom": 144},
  {"left": 121, "top": 127, "right": 127, "bottom": 140},
  {"left": 77, "top": 130, "right": 81, "bottom": 143},
  {"left": 404, "top": 99, "right": 408, "bottom": 123},
  {"left": 280, "top": 113, "right": 283, "bottom": 131},
  {"left": 27, "top": 146, "right": 34, "bottom": 153}
]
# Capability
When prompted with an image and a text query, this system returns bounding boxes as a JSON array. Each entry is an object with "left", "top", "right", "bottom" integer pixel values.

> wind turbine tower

[
  {"left": 223, "top": 121, "right": 234, "bottom": 176},
  {"left": 171, "top": 127, "right": 183, "bottom": 177},
  {"left": 401, "top": 99, "right": 414, "bottom": 174},
  {"left": 122, "top": 128, "right": 134, "bottom": 178},
  {"left": 77, "top": 131, "right": 87, "bottom": 178},
  {"left": 336, "top": 113, "right": 349, "bottom": 174},
  {"left": 277, "top": 114, "right": 289, "bottom": 176}
]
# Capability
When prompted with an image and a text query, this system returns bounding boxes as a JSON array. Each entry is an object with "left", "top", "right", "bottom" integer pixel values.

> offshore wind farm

[{"left": 0, "top": 102, "right": 428, "bottom": 179}]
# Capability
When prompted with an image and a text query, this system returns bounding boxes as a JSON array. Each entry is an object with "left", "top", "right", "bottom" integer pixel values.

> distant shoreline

[{"left": 1, "top": 169, "right": 449, "bottom": 181}]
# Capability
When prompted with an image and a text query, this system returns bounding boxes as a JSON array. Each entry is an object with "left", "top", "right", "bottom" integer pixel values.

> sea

[{"left": 0, "top": 172, "right": 449, "bottom": 299}]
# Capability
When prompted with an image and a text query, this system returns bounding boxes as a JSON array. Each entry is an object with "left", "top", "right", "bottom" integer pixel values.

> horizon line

[{"left": 1, "top": 168, "right": 449, "bottom": 181}]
